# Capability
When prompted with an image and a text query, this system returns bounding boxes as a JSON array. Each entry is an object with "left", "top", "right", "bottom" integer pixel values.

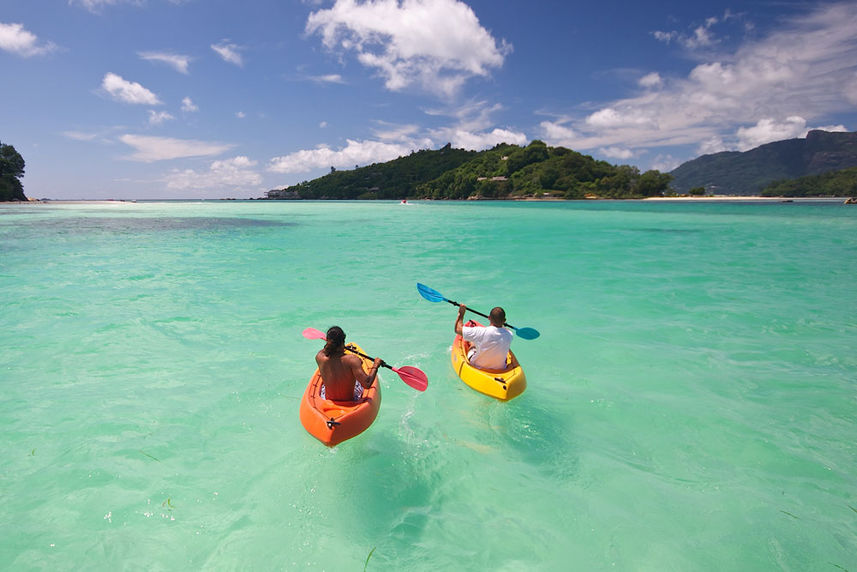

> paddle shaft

[
  {"left": 446, "top": 298, "right": 522, "bottom": 332},
  {"left": 343, "top": 345, "right": 393, "bottom": 372}
]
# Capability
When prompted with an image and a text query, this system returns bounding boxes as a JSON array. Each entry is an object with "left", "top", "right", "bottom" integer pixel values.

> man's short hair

[{"left": 489, "top": 307, "right": 506, "bottom": 325}]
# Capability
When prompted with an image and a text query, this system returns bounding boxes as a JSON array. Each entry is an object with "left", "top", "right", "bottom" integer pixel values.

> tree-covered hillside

[
  {"left": 670, "top": 130, "right": 857, "bottom": 195},
  {"left": 0, "top": 141, "right": 27, "bottom": 201},
  {"left": 273, "top": 140, "right": 672, "bottom": 200},
  {"left": 284, "top": 144, "right": 477, "bottom": 199},
  {"left": 761, "top": 167, "right": 857, "bottom": 197}
]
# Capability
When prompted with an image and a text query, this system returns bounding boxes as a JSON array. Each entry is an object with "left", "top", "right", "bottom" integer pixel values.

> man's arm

[{"left": 454, "top": 304, "right": 467, "bottom": 335}]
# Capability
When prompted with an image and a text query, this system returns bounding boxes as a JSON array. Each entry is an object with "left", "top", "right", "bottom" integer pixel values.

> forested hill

[
  {"left": 670, "top": 130, "right": 857, "bottom": 195},
  {"left": 272, "top": 140, "right": 672, "bottom": 200}
]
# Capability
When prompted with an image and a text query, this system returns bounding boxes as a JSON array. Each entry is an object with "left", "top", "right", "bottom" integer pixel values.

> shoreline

[{"left": 3, "top": 196, "right": 852, "bottom": 204}]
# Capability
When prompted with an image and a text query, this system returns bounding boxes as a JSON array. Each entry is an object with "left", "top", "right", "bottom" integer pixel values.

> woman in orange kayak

[{"left": 315, "top": 326, "right": 381, "bottom": 401}]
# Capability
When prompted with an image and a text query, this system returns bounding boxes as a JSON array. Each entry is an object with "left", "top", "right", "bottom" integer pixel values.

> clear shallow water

[{"left": 1, "top": 200, "right": 856, "bottom": 570}]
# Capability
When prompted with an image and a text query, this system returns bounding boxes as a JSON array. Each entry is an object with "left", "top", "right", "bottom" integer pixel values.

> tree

[
  {"left": 637, "top": 170, "right": 673, "bottom": 197},
  {"left": 0, "top": 142, "right": 27, "bottom": 201}
]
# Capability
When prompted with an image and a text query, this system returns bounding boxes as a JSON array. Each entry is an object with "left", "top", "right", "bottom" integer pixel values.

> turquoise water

[{"left": 1, "top": 200, "right": 856, "bottom": 570}]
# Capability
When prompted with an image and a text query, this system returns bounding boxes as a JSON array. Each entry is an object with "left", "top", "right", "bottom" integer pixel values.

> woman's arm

[{"left": 351, "top": 355, "right": 381, "bottom": 389}]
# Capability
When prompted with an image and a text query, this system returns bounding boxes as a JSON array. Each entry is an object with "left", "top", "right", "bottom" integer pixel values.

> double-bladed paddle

[
  {"left": 416, "top": 282, "right": 540, "bottom": 340},
  {"left": 302, "top": 327, "right": 428, "bottom": 392}
]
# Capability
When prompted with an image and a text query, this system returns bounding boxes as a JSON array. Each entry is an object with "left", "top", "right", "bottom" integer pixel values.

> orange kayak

[{"left": 299, "top": 343, "right": 381, "bottom": 446}]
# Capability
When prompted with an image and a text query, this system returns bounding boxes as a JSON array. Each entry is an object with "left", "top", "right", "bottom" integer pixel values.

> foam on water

[{"left": 1, "top": 200, "right": 856, "bottom": 570}]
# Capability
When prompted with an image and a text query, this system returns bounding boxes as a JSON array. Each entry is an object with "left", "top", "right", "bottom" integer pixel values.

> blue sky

[{"left": 2, "top": 0, "right": 856, "bottom": 199}]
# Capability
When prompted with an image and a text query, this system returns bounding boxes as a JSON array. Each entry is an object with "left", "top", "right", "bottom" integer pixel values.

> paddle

[
  {"left": 302, "top": 328, "right": 428, "bottom": 392},
  {"left": 416, "top": 282, "right": 540, "bottom": 340}
]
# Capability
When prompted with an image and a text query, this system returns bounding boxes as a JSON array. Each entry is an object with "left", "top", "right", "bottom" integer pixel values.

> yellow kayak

[{"left": 451, "top": 319, "right": 526, "bottom": 400}]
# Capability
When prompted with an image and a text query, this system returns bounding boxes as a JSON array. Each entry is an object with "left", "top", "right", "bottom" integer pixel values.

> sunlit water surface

[{"left": 1, "top": 200, "right": 855, "bottom": 570}]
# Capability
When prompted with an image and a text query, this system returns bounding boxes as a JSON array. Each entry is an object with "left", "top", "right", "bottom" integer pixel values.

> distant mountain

[{"left": 670, "top": 130, "right": 857, "bottom": 195}]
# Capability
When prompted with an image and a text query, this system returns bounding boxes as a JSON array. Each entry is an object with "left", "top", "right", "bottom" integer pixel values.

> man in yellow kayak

[
  {"left": 454, "top": 304, "right": 513, "bottom": 370},
  {"left": 316, "top": 326, "right": 382, "bottom": 401}
]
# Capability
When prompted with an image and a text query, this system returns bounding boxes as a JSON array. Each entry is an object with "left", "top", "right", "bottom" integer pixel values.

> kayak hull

[
  {"left": 451, "top": 320, "right": 526, "bottom": 401},
  {"left": 299, "top": 343, "right": 381, "bottom": 446}
]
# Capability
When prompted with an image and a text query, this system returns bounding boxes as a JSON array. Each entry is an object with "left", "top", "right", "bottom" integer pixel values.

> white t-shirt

[{"left": 462, "top": 324, "right": 513, "bottom": 370}]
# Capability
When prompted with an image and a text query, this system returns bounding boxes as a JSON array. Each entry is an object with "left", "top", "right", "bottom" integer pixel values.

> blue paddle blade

[
  {"left": 513, "top": 327, "right": 540, "bottom": 340},
  {"left": 416, "top": 282, "right": 446, "bottom": 303}
]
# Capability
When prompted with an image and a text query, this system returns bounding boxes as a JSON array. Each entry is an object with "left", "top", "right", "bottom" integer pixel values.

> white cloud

[
  {"left": 119, "top": 134, "right": 233, "bottom": 162},
  {"left": 814, "top": 124, "right": 848, "bottom": 133},
  {"left": 102, "top": 72, "right": 161, "bottom": 105},
  {"left": 147, "top": 110, "right": 174, "bottom": 125},
  {"left": 139, "top": 51, "right": 191, "bottom": 74},
  {"left": 235, "top": 111, "right": 246, "bottom": 119},
  {"left": 309, "top": 74, "right": 345, "bottom": 84},
  {"left": 696, "top": 136, "right": 728, "bottom": 156},
  {"left": 268, "top": 139, "right": 412, "bottom": 174},
  {"left": 0, "top": 22, "right": 57, "bottom": 57},
  {"left": 165, "top": 156, "right": 262, "bottom": 190},
  {"left": 319, "top": 121, "right": 328, "bottom": 128},
  {"left": 638, "top": 72, "right": 662, "bottom": 89},
  {"left": 586, "top": 107, "right": 654, "bottom": 129},
  {"left": 69, "top": 0, "right": 123, "bottom": 13},
  {"left": 653, "top": 13, "right": 721, "bottom": 50},
  {"left": 444, "top": 128, "right": 526, "bottom": 150},
  {"left": 306, "top": 0, "right": 510, "bottom": 97},
  {"left": 539, "top": 120, "right": 576, "bottom": 143},
  {"left": 541, "top": 3, "right": 857, "bottom": 158},
  {"left": 62, "top": 131, "right": 100, "bottom": 142},
  {"left": 599, "top": 147, "right": 634, "bottom": 160},
  {"left": 211, "top": 41, "right": 243, "bottom": 66},
  {"left": 734, "top": 117, "right": 849, "bottom": 150},
  {"left": 181, "top": 97, "right": 198, "bottom": 112},
  {"left": 650, "top": 154, "right": 682, "bottom": 172}
]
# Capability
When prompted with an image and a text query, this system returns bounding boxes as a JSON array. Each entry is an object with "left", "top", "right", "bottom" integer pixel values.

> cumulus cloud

[
  {"left": 102, "top": 72, "right": 161, "bottom": 105},
  {"left": 147, "top": 110, "right": 174, "bottom": 125},
  {"left": 599, "top": 147, "right": 635, "bottom": 160},
  {"left": 696, "top": 136, "right": 728, "bottom": 156},
  {"left": 586, "top": 107, "right": 655, "bottom": 129},
  {"left": 440, "top": 128, "right": 526, "bottom": 150},
  {"left": 540, "top": 3, "right": 857, "bottom": 158},
  {"left": 181, "top": 97, "right": 198, "bottom": 112},
  {"left": 638, "top": 72, "right": 662, "bottom": 89},
  {"left": 268, "top": 139, "right": 411, "bottom": 174},
  {"left": 539, "top": 120, "right": 577, "bottom": 143},
  {"left": 211, "top": 41, "right": 243, "bottom": 66},
  {"left": 306, "top": 0, "right": 510, "bottom": 97},
  {"left": 0, "top": 22, "right": 57, "bottom": 57},
  {"left": 165, "top": 156, "right": 262, "bottom": 191},
  {"left": 735, "top": 117, "right": 848, "bottom": 150},
  {"left": 650, "top": 154, "right": 682, "bottom": 172},
  {"left": 119, "top": 134, "right": 233, "bottom": 162},
  {"left": 139, "top": 51, "right": 191, "bottom": 74}
]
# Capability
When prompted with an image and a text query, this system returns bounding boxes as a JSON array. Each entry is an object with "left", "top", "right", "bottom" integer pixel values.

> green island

[{"left": 270, "top": 141, "right": 673, "bottom": 200}]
